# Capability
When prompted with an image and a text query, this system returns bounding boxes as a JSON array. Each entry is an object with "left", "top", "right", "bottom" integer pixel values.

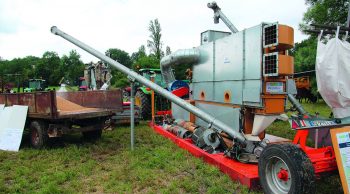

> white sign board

[
  {"left": 0, "top": 105, "right": 28, "bottom": 152},
  {"left": 331, "top": 127, "right": 350, "bottom": 193},
  {"left": 266, "top": 82, "right": 284, "bottom": 93}
]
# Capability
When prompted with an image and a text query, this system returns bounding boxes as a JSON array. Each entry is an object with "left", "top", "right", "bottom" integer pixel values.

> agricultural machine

[
  {"left": 51, "top": 2, "right": 350, "bottom": 193},
  {"left": 24, "top": 79, "right": 49, "bottom": 92},
  {"left": 0, "top": 73, "right": 21, "bottom": 93},
  {"left": 133, "top": 68, "right": 171, "bottom": 119},
  {"left": 0, "top": 90, "right": 123, "bottom": 148},
  {"left": 77, "top": 61, "right": 112, "bottom": 91},
  {"left": 78, "top": 77, "right": 89, "bottom": 91},
  {"left": 294, "top": 73, "right": 317, "bottom": 103}
]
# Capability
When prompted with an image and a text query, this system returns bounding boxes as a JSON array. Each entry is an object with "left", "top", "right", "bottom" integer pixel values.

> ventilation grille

[
  {"left": 263, "top": 53, "right": 278, "bottom": 76},
  {"left": 263, "top": 23, "right": 278, "bottom": 48}
]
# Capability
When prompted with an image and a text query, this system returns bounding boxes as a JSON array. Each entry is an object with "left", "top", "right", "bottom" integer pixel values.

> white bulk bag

[{"left": 316, "top": 27, "right": 350, "bottom": 118}]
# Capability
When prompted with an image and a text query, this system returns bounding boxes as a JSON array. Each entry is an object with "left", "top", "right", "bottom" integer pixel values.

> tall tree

[
  {"left": 292, "top": 38, "right": 317, "bottom": 72},
  {"left": 131, "top": 45, "right": 146, "bottom": 65},
  {"left": 147, "top": 19, "right": 164, "bottom": 60},
  {"left": 106, "top": 48, "right": 132, "bottom": 68},
  {"left": 133, "top": 55, "right": 160, "bottom": 70},
  {"left": 105, "top": 48, "right": 132, "bottom": 87},
  {"left": 36, "top": 51, "right": 61, "bottom": 85},
  {"left": 301, "top": 0, "right": 349, "bottom": 29},
  {"left": 60, "top": 50, "right": 85, "bottom": 85}
]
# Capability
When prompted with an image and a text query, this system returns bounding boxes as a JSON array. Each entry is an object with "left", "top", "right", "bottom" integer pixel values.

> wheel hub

[
  {"left": 266, "top": 156, "right": 292, "bottom": 194},
  {"left": 277, "top": 168, "right": 289, "bottom": 182}
]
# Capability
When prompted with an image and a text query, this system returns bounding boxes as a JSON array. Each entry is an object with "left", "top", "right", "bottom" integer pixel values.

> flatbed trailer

[{"left": 0, "top": 90, "right": 123, "bottom": 148}]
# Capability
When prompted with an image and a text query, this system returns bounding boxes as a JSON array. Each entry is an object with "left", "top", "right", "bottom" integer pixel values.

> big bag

[{"left": 316, "top": 27, "right": 350, "bottom": 118}]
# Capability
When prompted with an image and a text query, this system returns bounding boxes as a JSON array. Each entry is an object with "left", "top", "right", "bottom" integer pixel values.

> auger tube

[
  {"left": 160, "top": 48, "right": 200, "bottom": 88},
  {"left": 288, "top": 94, "right": 309, "bottom": 117},
  {"left": 50, "top": 26, "right": 247, "bottom": 145}
]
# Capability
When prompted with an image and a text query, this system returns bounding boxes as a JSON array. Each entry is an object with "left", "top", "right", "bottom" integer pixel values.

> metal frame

[
  {"left": 293, "top": 129, "right": 337, "bottom": 175},
  {"left": 263, "top": 52, "right": 279, "bottom": 77},
  {"left": 263, "top": 23, "right": 279, "bottom": 48}
]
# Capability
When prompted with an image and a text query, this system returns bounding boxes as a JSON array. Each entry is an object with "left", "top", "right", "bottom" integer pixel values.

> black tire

[
  {"left": 30, "top": 120, "right": 49, "bottom": 149},
  {"left": 258, "top": 143, "right": 315, "bottom": 194},
  {"left": 135, "top": 90, "right": 151, "bottom": 119},
  {"left": 82, "top": 121, "right": 103, "bottom": 140},
  {"left": 82, "top": 129, "right": 102, "bottom": 140}
]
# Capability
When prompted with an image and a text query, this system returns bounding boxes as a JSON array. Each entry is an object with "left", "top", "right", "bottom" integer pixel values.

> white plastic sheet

[{"left": 316, "top": 27, "right": 350, "bottom": 118}]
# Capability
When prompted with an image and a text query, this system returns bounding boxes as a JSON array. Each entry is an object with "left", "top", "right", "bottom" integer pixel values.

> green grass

[
  {"left": 0, "top": 123, "right": 258, "bottom": 194},
  {"left": 0, "top": 101, "right": 342, "bottom": 193}
]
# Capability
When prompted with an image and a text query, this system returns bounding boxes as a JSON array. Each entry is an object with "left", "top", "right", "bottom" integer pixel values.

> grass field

[
  {"left": 0, "top": 100, "right": 343, "bottom": 193},
  {"left": 0, "top": 123, "right": 258, "bottom": 194}
]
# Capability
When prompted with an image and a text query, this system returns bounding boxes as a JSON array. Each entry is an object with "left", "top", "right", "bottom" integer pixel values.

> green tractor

[
  {"left": 24, "top": 79, "right": 49, "bottom": 92},
  {"left": 134, "top": 68, "right": 170, "bottom": 119}
]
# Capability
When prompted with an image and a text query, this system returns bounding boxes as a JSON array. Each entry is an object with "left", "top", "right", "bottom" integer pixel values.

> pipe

[
  {"left": 130, "top": 81, "right": 135, "bottom": 150},
  {"left": 287, "top": 94, "right": 309, "bottom": 117},
  {"left": 160, "top": 49, "right": 200, "bottom": 88},
  {"left": 207, "top": 2, "right": 238, "bottom": 33},
  {"left": 50, "top": 26, "right": 247, "bottom": 144}
]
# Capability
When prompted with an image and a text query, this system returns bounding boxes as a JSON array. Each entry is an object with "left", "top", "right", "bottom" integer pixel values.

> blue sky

[{"left": 0, "top": 0, "right": 309, "bottom": 63}]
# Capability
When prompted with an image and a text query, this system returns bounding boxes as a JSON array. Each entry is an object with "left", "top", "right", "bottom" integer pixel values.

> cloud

[{"left": 0, "top": 0, "right": 309, "bottom": 63}]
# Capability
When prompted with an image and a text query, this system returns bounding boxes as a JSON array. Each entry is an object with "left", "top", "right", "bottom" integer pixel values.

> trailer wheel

[
  {"left": 82, "top": 122, "right": 103, "bottom": 140},
  {"left": 258, "top": 143, "right": 315, "bottom": 194},
  {"left": 135, "top": 90, "right": 151, "bottom": 119},
  {"left": 30, "top": 120, "right": 49, "bottom": 149},
  {"left": 82, "top": 129, "right": 102, "bottom": 140}
]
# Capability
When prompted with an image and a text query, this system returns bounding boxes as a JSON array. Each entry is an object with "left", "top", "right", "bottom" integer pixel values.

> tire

[
  {"left": 82, "top": 121, "right": 103, "bottom": 140},
  {"left": 30, "top": 120, "right": 49, "bottom": 149},
  {"left": 82, "top": 129, "right": 102, "bottom": 140},
  {"left": 258, "top": 143, "right": 315, "bottom": 194},
  {"left": 135, "top": 90, "right": 151, "bottom": 119}
]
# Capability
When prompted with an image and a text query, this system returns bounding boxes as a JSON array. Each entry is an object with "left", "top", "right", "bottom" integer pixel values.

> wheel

[
  {"left": 258, "top": 143, "right": 315, "bottom": 194},
  {"left": 82, "top": 129, "right": 102, "bottom": 140},
  {"left": 30, "top": 120, "right": 49, "bottom": 149},
  {"left": 135, "top": 90, "right": 151, "bottom": 119},
  {"left": 82, "top": 121, "right": 103, "bottom": 140}
]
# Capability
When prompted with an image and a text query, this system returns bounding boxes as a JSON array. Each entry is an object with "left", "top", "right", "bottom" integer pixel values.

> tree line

[
  {"left": 0, "top": 19, "right": 173, "bottom": 88},
  {"left": 0, "top": 50, "right": 84, "bottom": 87}
]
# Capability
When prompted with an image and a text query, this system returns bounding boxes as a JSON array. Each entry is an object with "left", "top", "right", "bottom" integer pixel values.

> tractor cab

[
  {"left": 138, "top": 69, "right": 167, "bottom": 88},
  {"left": 24, "top": 79, "right": 48, "bottom": 92}
]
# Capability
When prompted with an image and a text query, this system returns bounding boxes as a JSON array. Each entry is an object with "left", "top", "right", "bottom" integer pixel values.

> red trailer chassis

[{"left": 151, "top": 123, "right": 338, "bottom": 189}]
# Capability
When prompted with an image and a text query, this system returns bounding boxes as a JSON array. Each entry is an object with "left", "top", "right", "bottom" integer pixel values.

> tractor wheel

[
  {"left": 258, "top": 143, "right": 315, "bottom": 194},
  {"left": 135, "top": 90, "right": 151, "bottom": 119},
  {"left": 30, "top": 120, "right": 49, "bottom": 149}
]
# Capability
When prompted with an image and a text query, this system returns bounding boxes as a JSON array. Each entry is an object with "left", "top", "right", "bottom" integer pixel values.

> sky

[{"left": 0, "top": 0, "right": 309, "bottom": 63}]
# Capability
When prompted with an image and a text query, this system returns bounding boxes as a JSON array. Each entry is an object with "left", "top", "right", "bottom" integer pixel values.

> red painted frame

[
  {"left": 293, "top": 130, "right": 337, "bottom": 176},
  {"left": 151, "top": 123, "right": 338, "bottom": 188}
]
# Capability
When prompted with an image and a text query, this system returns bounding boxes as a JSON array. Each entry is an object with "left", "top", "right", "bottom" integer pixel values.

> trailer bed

[{"left": 0, "top": 90, "right": 123, "bottom": 119}]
